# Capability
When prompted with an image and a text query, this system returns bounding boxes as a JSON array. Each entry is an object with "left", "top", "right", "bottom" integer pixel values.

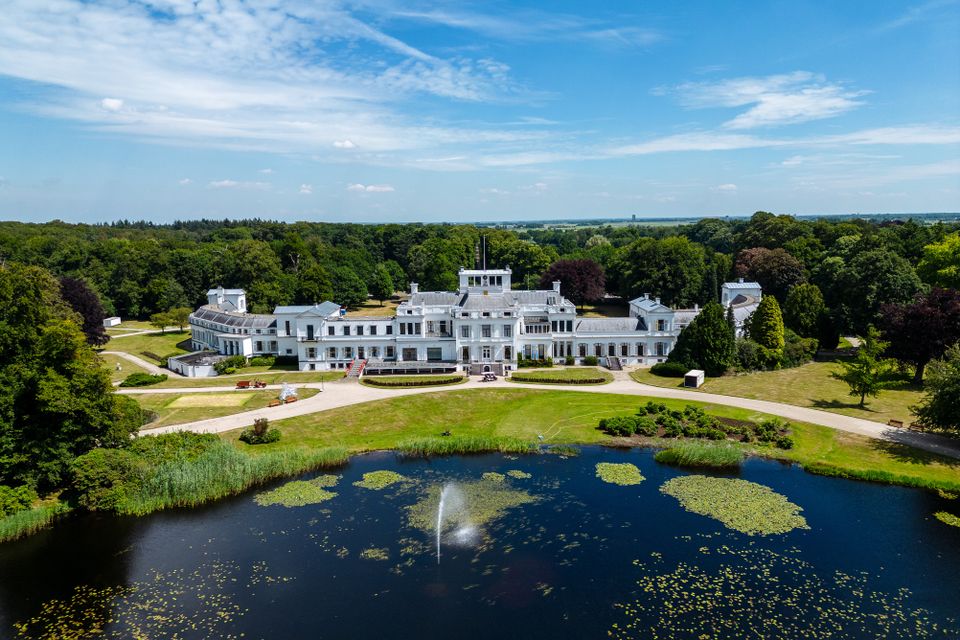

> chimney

[
  {"left": 694, "top": 304, "right": 699, "bottom": 311},
  {"left": 643, "top": 292, "right": 649, "bottom": 300},
  {"left": 738, "top": 277, "right": 744, "bottom": 283},
  {"left": 655, "top": 297, "right": 661, "bottom": 305},
  {"left": 410, "top": 282, "right": 419, "bottom": 295},
  {"left": 552, "top": 280, "right": 561, "bottom": 293}
]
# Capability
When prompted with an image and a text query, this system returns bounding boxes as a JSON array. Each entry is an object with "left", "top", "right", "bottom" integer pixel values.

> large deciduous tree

[
  {"left": 667, "top": 302, "right": 735, "bottom": 376},
  {"left": 912, "top": 344, "right": 960, "bottom": 432},
  {"left": 831, "top": 325, "right": 895, "bottom": 408},
  {"left": 368, "top": 264, "right": 395, "bottom": 306},
  {"left": 783, "top": 283, "right": 826, "bottom": 338},
  {"left": 331, "top": 267, "right": 368, "bottom": 309},
  {"left": 918, "top": 233, "right": 960, "bottom": 289},
  {"left": 833, "top": 248, "right": 924, "bottom": 333},
  {"left": 0, "top": 264, "right": 141, "bottom": 489},
  {"left": 538, "top": 259, "right": 605, "bottom": 307},
  {"left": 734, "top": 247, "right": 805, "bottom": 302},
  {"left": 59, "top": 276, "right": 109, "bottom": 346},
  {"left": 879, "top": 288, "right": 960, "bottom": 384},
  {"left": 615, "top": 237, "right": 706, "bottom": 307}
]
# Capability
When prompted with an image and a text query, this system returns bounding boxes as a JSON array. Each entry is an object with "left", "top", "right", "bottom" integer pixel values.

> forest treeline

[{"left": 1, "top": 212, "right": 957, "bottom": 339}]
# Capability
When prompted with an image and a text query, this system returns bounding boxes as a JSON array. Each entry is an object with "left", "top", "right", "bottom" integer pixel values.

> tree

[
  {"left": 331, "top": 267, "right": 368, "bottom": 309},
  {"left": 149, "top": 311, "right": 172, "bottom": 334},
  {"left": 538, "top": 259, "right": 605, "bottom": 307},
  {"left": 912, "top": 344, "right": 960, "bottom": 431},
  {"left": 667, "top": 302, "right": 735, "bottom": 376},
  {"left": 0, "top": 264, "right": 141, "bottom": 489},
  {"left": 734, "top": 247, "right": 805, "bottom": 301},
  {"left": 834, "top": 248, "right": 924, "bottom": 333},
  {"left": 783, "top": 284, "right": 826, "bottom": 338},
  {"left": 918, "top": 233, "right": 960, "bottom": 289},
  {"left": 59, "top": 276, "right": 109, "bottom": 346},
  {"left": 615, "top": 237, "right": 706, "bottom": 307},
  {"left": 407, "top": 238, "right": 462, "bottom": 291},
  {"left": 879, "top": 288, "right": 960, "bottom": 384},
  {"left": 295, "top": 263, "right": 334, "bottom": 305},
  {"left": 369, "top": 264, "right": 394, "bottom": 306},
  {"left": 831, "top": 326, "right": 895, "bottom": 408},
  {"left": 749, "top": 296, "right": 785, "bottom": 368},
  {"left": 382, "top": 260, "right": 407, "bottom": 292},
  {"left": 167, "top": 306, "right": 193, "bottom": 332}
]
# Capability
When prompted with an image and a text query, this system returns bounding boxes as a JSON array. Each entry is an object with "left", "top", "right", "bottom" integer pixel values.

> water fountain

[{"left": 436, "top": 483, "right": 470, "bottom": 564}]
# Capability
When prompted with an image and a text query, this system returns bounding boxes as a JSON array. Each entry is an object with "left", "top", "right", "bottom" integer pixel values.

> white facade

[{"left": 184, "top": 269, "right": 759, "bottom": 376}]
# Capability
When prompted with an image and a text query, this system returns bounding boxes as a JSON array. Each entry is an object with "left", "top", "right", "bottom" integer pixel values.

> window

[
  {"left": 551, "top": 321, "right": 557, "bottom": 332},
  {"left": 656, "top": 342, "right": 666, "bottom": 356},
  {"left": 461, "top": 346, "right": 470, "bottom": 361},
  {"left": 637, "top": 343, "right": 644, "bottom": 356},
  {"left": 548, "top": 296, "right": 556, "bottom": 305},
  {"left": 481, "top": 325, "right": 491, "bottom": 338},
  {"left": 357, "top": 325, "right": 364, "bottom": 336},
  {"left": 579, "top": 343, "right": 587, "bottom": 357},
  {"left": 439, "top": 321, "right": 448, "bottom": 334},
  {"left": 285, "top": 320, "right": 291, "bottom": 335},
  {"left": 328, "top": 326, "right": 335, "bottom": 336},
  {"left": 482, "top": 346, "right": 491, "bottom": 359},
  {"left": 306, "top": 324, "right": 314, "bottom": 340},
  {"left": 595, "top": 344, "right": 603, "bottom": 357},
  {"left": 657, "top": 319, "right": 667, "bottom": 331},
  {"left": 504, "top": 312, "right": 511, "bottom": 317},
  {"left": 307, "top": 348, "right": 316, "bottom": 359},
  {"left": 503, "top": 324, "right": 512, "bottom": 337},
  {"left": 386, "top": 346, "right": 395, "bottom": 358},
  {"left": 370, "top": 325, "right": 377, "bottom": 335},
  {"left": 328, "top": 347, "right": 336, "bottom": 358},
  {"left": 371, "top": 347, "right": 379, "bottom": 357},
  {"left": 386, "top": 325, "right": 393, "bottom": 335},
  {"left": 343, "top": 325, "right": 351, "bottom": 336},
  {"left": 427, "top": 348, "right": 442, "bottom": 362},
  {"left": 344, "top": 347, "right": 353, "bottom": 358},
  {"left": 461, "top": 325, "right": 470, "bottom": 338},
  {"left": 482, "top": 312, "right": 490, "bottom": 317},
  {"left": 256, "top": 341, "right": 263, "bottom": 351},
  {"left": 504, "top": 346, "right": 512, "bottom": 360},
  {"left": 286, "top": 348, "right": 293, "bottom": 355},
  {"left": 400, "top": 323, "right": 407, "bottom": 335},
  {"left": 566, "top": 320, "right": 573, "bottom": 332},
  {"left": 608, "top": 343, "right": 616, "bottom": 356},
  {"left": 621, "top": 343, "right": 629, "bottom": 357}
]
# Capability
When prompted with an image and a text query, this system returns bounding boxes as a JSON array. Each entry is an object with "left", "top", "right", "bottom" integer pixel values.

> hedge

[
  {"left": 119, "top": 372, "right": 168, "bottom": 387},
  {"left": 510, "top": 374, "right": 609, "bottom": 385},
  {"left": 363, "top": 376, "right": 465, "bottom": 388},
  {"left": 650, "top": 361, "right": 689, "bottom": 377}
]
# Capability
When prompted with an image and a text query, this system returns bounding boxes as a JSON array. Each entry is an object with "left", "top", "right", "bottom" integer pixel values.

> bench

[
  {"left": 268, "top": 399, "right": 281, "bottom": 407},
  {"left": 236, "top": 380, "right": 252, "bottom": 389},
  {"left": 908, "top": 422, "right": 925, "bottom": 432},
  {"left": 887, "top": 419, "right": 904, "bottom": 428},
  {"left": 285, "top": 396, "right": 298, "bottom": 403}
]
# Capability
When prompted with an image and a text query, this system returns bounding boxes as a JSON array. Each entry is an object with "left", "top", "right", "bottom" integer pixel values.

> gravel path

[{"left": 102, "top": 351, "right": 184, "bottom": 378}]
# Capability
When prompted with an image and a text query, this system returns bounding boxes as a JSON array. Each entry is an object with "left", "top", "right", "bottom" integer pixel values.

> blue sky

[{"left": 0, "top": 0, "right": 958, "bottom": 223}]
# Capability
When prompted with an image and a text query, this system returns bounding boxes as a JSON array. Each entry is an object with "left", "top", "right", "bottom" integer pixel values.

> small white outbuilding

[
  {"left": 684, "top": 369, "right": 705, "bottom": 388},
  {"left": 103, "top": 316, "right": 121, "bottom": 328}
]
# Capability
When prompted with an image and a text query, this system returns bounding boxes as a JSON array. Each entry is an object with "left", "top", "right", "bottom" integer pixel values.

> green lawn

[
  {"left": 220, "top": 388, "right": 960, "bottom": 491},
  {"left": 152, "top": 370, "right": 345, "bottom": 388},
  {"left": 630, "top": 361, "right": 923, "bottom": 426},
  {"left": 99, "top": 353, "right": 150, "bottom": 383},
  {"left": 102, "top": 329, "right": 191, "bottom": 364},
  {"left": 133, "top": 388, "right": 320, "bottom": 428},
  {"left": 509, "top": 366, "right": 613, "bottom": 384},
  {"left": 344, "top": 296, "right": 404, "bottom": 317}
]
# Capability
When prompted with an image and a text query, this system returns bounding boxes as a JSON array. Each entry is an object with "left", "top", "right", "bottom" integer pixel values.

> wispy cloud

[
  {"left": 347, "top": 183, "right": 395, "bottom": 192},
  {"left": 208, "top": 179, "right": 270, "bottom": 190},
  {"left": 660, "top": 71, "right": 867, "bottom": 129},
  {"left": 178, "top": 178, "right": 192, "bottom": 185},
  {"left": 712, "top": 183, "right": 738, "bottom": 193},
  {"left": 299, "top": 184, "right": 313, "bottom": 195}
]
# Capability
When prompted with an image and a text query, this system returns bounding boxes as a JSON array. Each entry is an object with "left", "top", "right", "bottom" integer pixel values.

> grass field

[
  {"left": 509, "top": 366, "right": 612, "bottom": 384},
  {"left": 99, "top": 353, "right": 151, "bottom": 383},
  {"left": 133, "top": 388, "right": 320, "bottom": 428},
  {"left": 344, "top": 296, "right": 405, "bottom": 317},
  {"left": 102, "top": 329, "right": 191, "bottom": 364},
  {"left": 630, "top": 361, "right": 923, "bottom": 426},
  {"left": 151, "top": 370, "right": 345, "bottom": 388},
  {"left": 220, "top": 388, "right": 960, "bottom": 491}
]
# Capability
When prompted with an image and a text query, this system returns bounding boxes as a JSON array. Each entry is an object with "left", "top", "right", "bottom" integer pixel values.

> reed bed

[
  {"left": 655, "top": 441, "right": 745, "bottom": 469},
  {"left": 0, "top": 502, "right": 71, "bottom": 543},
  {"left": 396, "top": 435, "right": 537, "bottom": 457}
]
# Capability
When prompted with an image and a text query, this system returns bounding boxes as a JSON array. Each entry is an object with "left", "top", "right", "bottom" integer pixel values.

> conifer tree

[
  {"left": 668, "top": 302, "right": 735, "bottom": 376},
  {"left": 749, "top": 296, "right": 785, "bottom": 367}
]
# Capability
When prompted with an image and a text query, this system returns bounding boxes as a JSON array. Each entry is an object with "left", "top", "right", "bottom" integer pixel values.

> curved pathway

[
  {"left": 102, "top": 351, "right": 184, "bottom": 378},
  {"left": 138, "top": 376, "right": 960, "bottom": 461}
]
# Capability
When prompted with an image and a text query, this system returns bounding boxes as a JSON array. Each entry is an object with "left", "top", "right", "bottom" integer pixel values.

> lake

[{"left": 1, "top": 447, "right": 958, "bottom": 639}]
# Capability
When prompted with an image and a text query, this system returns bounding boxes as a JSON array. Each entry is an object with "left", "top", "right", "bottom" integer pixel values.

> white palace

[{"left": 172, "top": 267, "right": 760, "bottom": 377}]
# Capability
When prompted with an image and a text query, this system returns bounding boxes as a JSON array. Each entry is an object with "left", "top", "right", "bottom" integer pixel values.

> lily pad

[
  {"left": 595, "top": 462, "right": 645, "bottom": 486},
  {"left": 255, "top": 476, "right": 339, "bottom": 507},
  {"left": 353, "top": 470, "right": 407, "bottom": 490}
]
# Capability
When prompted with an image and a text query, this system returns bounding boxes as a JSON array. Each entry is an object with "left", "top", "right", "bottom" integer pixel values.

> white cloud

[
  {"left": 663, "top": 71, "right": 867, "bottom": 129},
  {"left": 208, "top": 179, "right": 270, "bottom": 190},
  {"left": 178, "top": 178, "right": 192, "bottom": 185},
  {"left": 100, "top": 98, "right": 123, "bottom": 112},
  {"left": 480, "top": 187, "right": 510, "bottom": 195},
  {"left": 347, "top": 183, "right": 394, "bottom": 192},
  {"left": 259, "top": 168, "right": 274, "bottom": 174},
  {"left": 713, "top": 183, "right": 738, "bottom": 193},
  {"left": 299, "top": 183, "right": 313, "bottom": 195},
  {"left": 333, "top": 140, "right": 356, "bottom": 149}
]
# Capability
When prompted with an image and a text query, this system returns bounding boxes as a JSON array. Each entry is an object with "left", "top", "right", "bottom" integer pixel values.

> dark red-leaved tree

[
  {"left": 59, "top": 276, "right": 110, "bottom": 346},
  {"left": 734, "top": 247, "right": 805, "bottom": 302},
  {"left": 880, "top": 288, "right": 960, "bottom": 384},
  {"left": 538, "top": 259, "right": 605, "bottom": 308}
]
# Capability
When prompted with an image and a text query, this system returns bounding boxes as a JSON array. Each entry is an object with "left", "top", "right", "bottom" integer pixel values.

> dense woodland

[{"left": 1, "top": 213, "right": 957, "bottom": 337}]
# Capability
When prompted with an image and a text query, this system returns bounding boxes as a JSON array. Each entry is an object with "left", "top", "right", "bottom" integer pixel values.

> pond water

[{"left": 1, "top": 447, "right": 959, "bottom": 639}]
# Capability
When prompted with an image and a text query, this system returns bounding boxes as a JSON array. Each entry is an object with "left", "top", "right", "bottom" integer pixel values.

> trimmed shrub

[
  {"left": 511, "top": 374, "right": 608, "bottom": 385},
  {"left": 639, "top": 401, "right": 668, "bottom": 415},
  {"left": 239, "top": 418, "right": 281, "bottom": 445},
  {"left": 248, "top": 355, "right": 276, "bottom": 367},
  {"left": 650, "top": 361, "right": 688, "bottom": 377},
  {"left": 363, "top": 375, "right": 464, "bottom": 388},
  {"left": 119, "top": 372, "right": 168, "bottom": 387},
  {"left": 518, "top": 358, "right": 554, "bottom": 368},
  {"left": 0, "top": 485, "right": 38, "bottom": 517},
  {"left": 564, "top": 355, "right": 575, "bottom": 366},
  {"left": 214, "top": 354, "right": 247, "bottom": 374},
  {"left": 633, "top": 415, "right": 658, "bottom": 436},
  {"left": 583, "top": 355, "right": 598, "bottom": 366}
]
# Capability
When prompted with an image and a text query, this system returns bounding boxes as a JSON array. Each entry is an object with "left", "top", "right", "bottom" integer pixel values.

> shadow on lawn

[
  {"left": 868, "top": 436, "right": 960, "bottom": 468},
  {"left": 810, "top": 398, "right": 879, "bottom": 413}
]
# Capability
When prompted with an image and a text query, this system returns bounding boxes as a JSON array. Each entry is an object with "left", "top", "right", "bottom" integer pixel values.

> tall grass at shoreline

[
  {"left": 655, "top": 440, "right": 745, "bottom": 469},
  {"left": 0, "top": 502, "right": 71, "bottom": 543},
  {"left": 120, "top": 443, "right": 348, "bottom": 515},
  {"left": 397, "top": 435, "right": 537, "bottom": 457}
]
